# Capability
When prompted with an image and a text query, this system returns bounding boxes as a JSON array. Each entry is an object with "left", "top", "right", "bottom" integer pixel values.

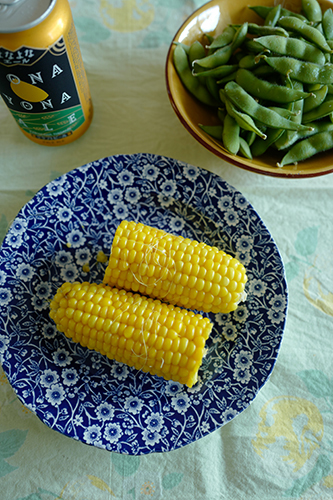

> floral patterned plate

[{"left": 0, "top": 153, "right": 287, "bottom": 455}]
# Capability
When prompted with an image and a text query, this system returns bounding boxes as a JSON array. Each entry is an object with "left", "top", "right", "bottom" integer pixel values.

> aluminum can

[{"left": 0, "top": 0, "right": 93, "bottom": 146}]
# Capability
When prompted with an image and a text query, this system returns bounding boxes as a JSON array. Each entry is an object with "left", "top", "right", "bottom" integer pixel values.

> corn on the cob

[
  {"left": 50, "top": 281, "right": 213, "bottom": 388},
  {"left": 103, "top": 220, "right": 247, "bottom": 314}
]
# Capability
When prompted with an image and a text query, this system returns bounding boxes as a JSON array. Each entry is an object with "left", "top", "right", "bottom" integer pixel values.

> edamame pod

[
  {"left": 278, "top": 130, "right": 333, "bottom": 166},
  {"left": 243, "top": 39, "right": 266, "bottom": 53},
  {"left": 264, "top": 4, "right": 281, "bottom": 27},
  {"left": 199, "top": 124, "right": 223, "bottom": 140},
  {"left": 224, "top": 97, "right": 267, "bottom": 139},
  {"left": 249, "top": 5, "right": 306, "bottom": 21},
  {"left": 264, "top": 56, "right": 333, "bottom": 84},
  {"left": 231, "top": 23, "right": 289, "bottom": 37},
  {"left": 192, "top": 64, "right": 238, "bottom": 78},
  {"left": 173, "top": 42, "right": 191, "bottom": 54},
  {"left": 206, "top": 26, "right": 235, "bottom": 50},
  {"left": 205, "top": 77, "right": 221, "bottom": 102},
  {"left": 222, "top": 113, "right": 240, "bottom": 154},
  {"left": 173, "top": 44, "right": 218, "bottom": 106},
  {"left": 193, "top": 23, "right": 248, "bottom": 70},
  {"left": 322, "top": 8, "right": 333, "bottom": 40},
  {"left": 301, "top": 0, "right": 322, "bottom": 23},
  {"left": 278, "top": 16, "right": 332, "bottom": 53},
  {"left": 303, "top": 85, "right": 328, "bottom": 113},
  {"left": 277, "top": 81, "right": 305, "bottom": 150},
  {"left": 251, "top": 126, "right": 285, "bottom": 156},
  {"left": 224, "top": 81, "right": 312, "bottom": 131},
  {"left": 216, "top": 70, "right": 238, "bottom": 85},
  {"left": 268, "top": 106, "right": 298, "bottom": 119},
  {"left": 235, "top": 68, "right": 311, "bottom": 103},
  {"left": 302, "top": 98, "right": 333, "bottom": 122},
  {"left": 188, "top": 41, "right": 206, "bottom": 65},
  {"left": 239, "top": 137, "right": 253, "bottom": 159},
  {"left": 252, "top": 66, "right": 277, "bottom": 77},
  {"left": 192, "top": 43, "right": 233, "bottom": 70},
  {"left": 254, "top": 35, "right": 326, "bottom": 65},
  {"left": 238, "top": 53, "right": 264, "bottom": 69},
  {"left": 276, "top": 121, "right": 333, "bottom": 150}
]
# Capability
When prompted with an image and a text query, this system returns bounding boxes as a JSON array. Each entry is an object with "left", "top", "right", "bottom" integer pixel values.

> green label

[{"left": 9, "top": 105, "right": 85, "bottom": 141}]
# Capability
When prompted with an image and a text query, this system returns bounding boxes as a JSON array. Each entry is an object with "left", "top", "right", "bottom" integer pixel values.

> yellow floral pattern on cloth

[
  {"left": 252, "top": 395, "right": 333, "bottom": 497},
  {"left": 252, "top": 396, "right": 324, "bottom": 473},
  {"left": 100, "top": 0, "right": 155, "bottom": 32},
  {"left": 57, "top": 475, "right": 115, "bottom": 499},
  {"left": 303, "top": 262, "right": 333, "bottom": 317}
]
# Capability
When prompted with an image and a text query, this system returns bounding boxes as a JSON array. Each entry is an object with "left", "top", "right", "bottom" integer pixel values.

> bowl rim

[{"left": 165, "top": 0, "right": 333, "bottom": 179}]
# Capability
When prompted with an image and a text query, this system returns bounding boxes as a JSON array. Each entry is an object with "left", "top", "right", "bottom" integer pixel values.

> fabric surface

[{"left": 0, "top": 1, "right": 333, "bottom": 499}]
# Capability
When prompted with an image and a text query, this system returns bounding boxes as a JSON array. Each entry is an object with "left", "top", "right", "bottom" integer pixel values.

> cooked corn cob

[
  {"left": 103, "top": 220, "right": 247, "bottom": 314},
  {"left": 50, "top": 281, "right": 213, "bottom": 388}
]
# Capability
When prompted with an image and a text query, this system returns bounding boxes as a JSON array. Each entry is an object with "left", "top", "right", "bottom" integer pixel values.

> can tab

[{"left": 0, "top": 0, "right": 22, "bottom": 4}]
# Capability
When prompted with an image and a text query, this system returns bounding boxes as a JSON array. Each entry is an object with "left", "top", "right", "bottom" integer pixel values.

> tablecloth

[{"left": 0, "top": 1, "right": 333, "bottom": 499}]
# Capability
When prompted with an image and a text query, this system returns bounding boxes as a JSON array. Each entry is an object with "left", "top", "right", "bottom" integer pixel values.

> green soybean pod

[
  {"left": 301, "top": 0, "right": 322, "bottom": 23},
  {"left": 206, "top": 26, "right": 236, "bottom": 50},
  {"left": 254, "top": 35, "right": 326, "bottom": 65},
  {"left": 252, "top": 65, "right": 277, "bottom": 77},
  {"left": 233, "top": 23, "right": 289, "bottom": 37},
  {"left": 218, "top": 107, "right": 227, "bottom": 123},
  {"left": 243, "top": 39, "right": 266, "bottom": 53},
  {"left": 278, "top": 16, "right": 332, "bottom": 53},
  {"left": 251, "top": 126, "right": 285, "bottom": 156},
  {"left": 192, "top": 64, "right": 238, "bottom": 79},
  {"left": 235, "top": 68, "right": 311, "bottom": 103},
  {"left": 173, "top": 44, "right": 217, "bottom": 106},
  {"left": 322, "top": 8, "right": 333, "bottom": 40},
  {"left": 278, "top": 130, "right": 333, "bottom": 167},
  {"left": 188, "top": 40, "right": 206, "bottom": 65},
  {"left": 231, "top": 22, "right": 249, "bottom": 51},
  {"left": 268, "top": 106, "right": 298, "bottom": 119},
  {"left": 264, "top": 56, "right": 333, "bottom": 84},
  {"left": 276, "top": 121, "right": 333, "bottom": 150},
  {"left": 224, "top": 81, "right": 312, "bottom": 131},
  {"left": 199, "top": 124, "right": 223, "bottom": 140},
  {"left": 246, "top": 130, "right": 257, "bottom": 146},
  {"left": 277, "top": 81, "right": 305, "bottom": 150},
  {"left": 216, "top": 70, "right": 238, "bottom": 85},
  {"left": 224, "top": 97, "right": 267, "bottom": 139},
  {"left": 199, "top": 42, "right": 232, "bottom": 69},
  {"left": 193, "top": 43, "right": 233, "bottom": 69},
  {"left": 205, "top": 76, "right": 221, "bottom": 102},
  {"left": 264, "top": 4, "right": 281, "bottom": 27},
  {"left": 173, "top": 42, "right": 191, "bottom": 55},
  {"left": 222, "top": 113, "right": 240, "bottom": 154},
  {"left": 249, "top": 5, "right": 307, "bottom": 21},
  {"left": 190, "top": 41, "right": 204, "bottom": 59},
  {"left": 302, "top": 98, "right": 333, "bottom": 122},
  {"left": 238, "top": 53, "right": 263, "bottom": 69},
  {"left": 239, "top": 137, "right": 253, "bottom": 159},
  {"left": 303, "top": 85, "right": 328, "bottom": 113},
  {"left": 194, "top": 23, "right": 248, "bottom": 70}
]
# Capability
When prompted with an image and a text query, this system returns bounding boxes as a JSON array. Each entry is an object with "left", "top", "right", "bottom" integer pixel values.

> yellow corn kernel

[
  {"left": 50, "top": 281, "right": 213, "bottom": 388},
  {"left": 103, "top": 220, "right": 247, "bottom": 313}
]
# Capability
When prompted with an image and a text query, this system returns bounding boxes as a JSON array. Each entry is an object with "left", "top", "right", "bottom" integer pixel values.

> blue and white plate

[{"left": 0, "top": 153, "right": 287, "bottom": 455}]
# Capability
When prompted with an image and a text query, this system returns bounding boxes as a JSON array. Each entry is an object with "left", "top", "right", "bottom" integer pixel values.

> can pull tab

[{"left": 0, "top": 0, "right": 22, "bottom": 4}]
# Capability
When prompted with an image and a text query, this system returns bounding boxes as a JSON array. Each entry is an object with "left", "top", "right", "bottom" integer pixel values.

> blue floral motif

[{"left": 0, "top": 153, "right": 287, "bottom": 455}]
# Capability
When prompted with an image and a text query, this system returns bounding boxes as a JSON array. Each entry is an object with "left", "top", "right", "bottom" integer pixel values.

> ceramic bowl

[{"left": 166, "top": 0, "right": 333, "bottom": 178}]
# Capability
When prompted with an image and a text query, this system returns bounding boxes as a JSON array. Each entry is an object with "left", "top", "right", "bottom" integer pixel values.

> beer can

[{"left": 0, "top": 0, "right": 93, "bottom": 146}]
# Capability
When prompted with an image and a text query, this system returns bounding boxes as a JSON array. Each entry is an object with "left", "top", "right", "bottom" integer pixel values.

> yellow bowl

[{"left": 166, "top": 0, "right": 333, "bottom": 178}]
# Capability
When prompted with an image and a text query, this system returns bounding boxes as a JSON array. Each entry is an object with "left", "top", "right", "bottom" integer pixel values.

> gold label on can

[{"left": 0, "top": 36, "right": 85, "bottom": 141}]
